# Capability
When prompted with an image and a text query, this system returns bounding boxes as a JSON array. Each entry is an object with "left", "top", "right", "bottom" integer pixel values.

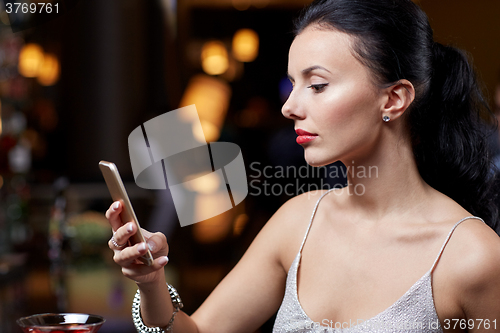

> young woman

[{"left": 107, "top": 0, "right": 500, "bottom": 332}]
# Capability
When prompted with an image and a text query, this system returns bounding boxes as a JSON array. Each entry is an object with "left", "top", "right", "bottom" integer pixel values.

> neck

[{"left": 336, "top": 132, "right": 431, "bottom": 222}]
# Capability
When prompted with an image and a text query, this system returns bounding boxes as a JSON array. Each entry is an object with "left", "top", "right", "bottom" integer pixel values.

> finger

[
  {"left": 105, "top": 201, "right": 124, "bottom": 232},
  {"left": 109, "top": 234, "right": 126, "bottom": 250},
  {"left": 109, "top": 222, "right": 136, "bottom": 250},
  {"left": 143, "top": 232, "right": 169, "bottom": 256},
  {"left": 114, "top": 242, "right": 151, "bottom": 267},
  {"left": 121, "top": 256, "right": 169, "bottom": 279}
]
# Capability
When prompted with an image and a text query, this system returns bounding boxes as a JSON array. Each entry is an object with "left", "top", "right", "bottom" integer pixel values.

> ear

[{"left": 381, "top": 79, "right": 415, "bottom": 121}]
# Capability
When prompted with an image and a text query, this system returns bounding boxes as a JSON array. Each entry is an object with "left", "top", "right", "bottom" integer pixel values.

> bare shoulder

[
  {"left": 441, "top": 218, "right": 500, "bottom": 312},
  {"left": 264, "top": 190, "right": 331, "bottom": 271},
  {"left": 449, "top": 219, "right": 500, "bottom": 281},
  {"left": 270, "top": 190, "right": 330, "bottom": 226},
  {"left": 269, "top": 189, "right": 331, "bottom": 232}
]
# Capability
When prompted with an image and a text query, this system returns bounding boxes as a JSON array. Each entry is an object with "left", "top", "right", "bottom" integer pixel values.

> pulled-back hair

[{"left": 294, "top": 0, "right": 499, "bottom": 232}]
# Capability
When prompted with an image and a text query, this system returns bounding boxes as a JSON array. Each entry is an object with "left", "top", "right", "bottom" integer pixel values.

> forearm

[
  {"left": 138, "top": 279, "right": 199, "bottom": 333},
  {"left": 139, "top": 278, "right": 171, "bottom": 327}
]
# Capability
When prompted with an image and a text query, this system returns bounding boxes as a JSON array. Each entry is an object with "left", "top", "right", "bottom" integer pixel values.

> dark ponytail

[
  {"left": 294, "top": 0, "right": 500, "bottom": 232},
  {"left": 411, "top": 43, "right": 498, "bottom": 230}
]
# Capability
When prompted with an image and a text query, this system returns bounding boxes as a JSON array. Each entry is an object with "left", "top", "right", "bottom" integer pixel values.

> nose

[{"left": 281, "top": 90, "right": 303, "bottom": 120}]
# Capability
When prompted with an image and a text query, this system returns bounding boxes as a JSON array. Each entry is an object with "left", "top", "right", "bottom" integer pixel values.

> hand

[{"left": 106, "top": 201, "right": 169, "bottom": 285}]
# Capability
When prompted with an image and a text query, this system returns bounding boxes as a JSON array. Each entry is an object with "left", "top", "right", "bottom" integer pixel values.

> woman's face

[{"left": 282, "top": 25, "right": 388, "bottom": 166}]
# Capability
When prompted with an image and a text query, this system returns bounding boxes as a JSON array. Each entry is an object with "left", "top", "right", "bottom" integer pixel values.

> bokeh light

[
  {"left": 232, "top": 28, "right": 259, "bottom": 62},
  {"left": 231, "top": 0, "right": 251, "bottom": 11},
  {"left": 18, "top": 43, "right": 44, "bottom": 78},
  {"left": 201, "top": 41, "right": 229, "bottom": 75},
  {"left": 36, "top": 53, "right": 60, "bottom": 86},
  {"left": 179, "top": 74, "right": 231, "bottom": 142}
]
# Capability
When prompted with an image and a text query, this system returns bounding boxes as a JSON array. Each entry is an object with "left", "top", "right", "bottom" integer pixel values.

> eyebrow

[{"left": 287, "top": 65, "right": 331, "bottom": 82}]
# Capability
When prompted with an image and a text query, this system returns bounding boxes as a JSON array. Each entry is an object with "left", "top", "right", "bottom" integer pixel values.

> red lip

[{"left": 295, "top": 128, "right": 318, "bottom": 144}]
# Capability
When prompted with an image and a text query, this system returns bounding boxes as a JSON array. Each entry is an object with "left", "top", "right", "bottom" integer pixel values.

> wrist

[
  {"left": 136, "top": 274, "right": 167, "bottom": 291},
  {"left": 132, "top": 283, "right": 183, "bottom": 333}
]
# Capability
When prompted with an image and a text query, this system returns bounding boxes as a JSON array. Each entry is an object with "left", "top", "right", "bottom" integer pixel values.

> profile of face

[{"left": 282, "top": 25, "right": 391, "bottom": 167}]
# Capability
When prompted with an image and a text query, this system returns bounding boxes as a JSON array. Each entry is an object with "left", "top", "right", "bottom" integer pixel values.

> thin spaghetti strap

[
  {"left": 297, "top": 188, "right": 336, "bottom": 254},
  {"left": 430, "top": 216, "right": 485, "bottom": 272}
]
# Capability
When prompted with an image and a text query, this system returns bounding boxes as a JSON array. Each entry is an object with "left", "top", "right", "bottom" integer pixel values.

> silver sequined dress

[{"left": 273, "top": 189, "right": 484, "bottom": 333}]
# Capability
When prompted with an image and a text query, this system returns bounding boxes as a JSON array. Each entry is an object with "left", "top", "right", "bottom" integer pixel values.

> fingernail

[
  {"left": 113, "top": 202, "right": 120, "bottom": 210},
  {"left": 158, "top": 256, "right": 169, "bottom": 266},
  {"left": 127, "top": 223, "right": 133, "bottom": 233},
  {"left": 147, "top": 241, "right": 155, "bottom": 252},
  {"left": 138, "top": 242, "right": 146, "bottom": 252}
]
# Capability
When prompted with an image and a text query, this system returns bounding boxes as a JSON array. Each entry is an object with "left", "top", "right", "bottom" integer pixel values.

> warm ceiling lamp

[
  {"left": 232, "top": 28, "right": 259, "bottom": 62},
  {"left": 232, "top": 0, "right": 251, "bottom": 11},
  {"left": 179, "top": 74, "right": 231, "bottom": 142},
  {"left": 252, "top": 0, "right": 270, "bottom": 8},
  {"left": 18, "top": 43, "right": 44, "bottom": 77},
  {"left": 201, "top": 41, "right": 229, "bottom": 75},
  {"left": 184, "top": 172, "right": 220, "bottom": 194},
  {"left": 37, "top": 53, "right": 60, "bottom": 86}
]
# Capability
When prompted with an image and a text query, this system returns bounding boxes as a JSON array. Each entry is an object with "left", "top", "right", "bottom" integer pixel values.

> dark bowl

[{"left": 16, "top": 313, "right": 105, "bottom": 333}]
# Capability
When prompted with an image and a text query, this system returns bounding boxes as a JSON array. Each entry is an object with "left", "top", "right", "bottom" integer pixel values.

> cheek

[{"left": 317, "top": 90, "right": 376, "bottom": 130}]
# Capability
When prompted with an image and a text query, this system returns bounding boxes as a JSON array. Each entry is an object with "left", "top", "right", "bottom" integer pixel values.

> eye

[{"left": 307, "top": 83, "right": 328, "bottom": 93}]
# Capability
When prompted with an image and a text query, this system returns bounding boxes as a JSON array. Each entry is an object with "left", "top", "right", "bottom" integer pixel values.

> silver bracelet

[{"left": 132, "top": 284, "right": 184, "bottom": 333}]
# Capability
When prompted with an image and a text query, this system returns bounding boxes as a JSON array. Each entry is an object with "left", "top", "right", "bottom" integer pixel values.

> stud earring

[{"left": 383, "top": 115, "right": 390, "bottom": 122}]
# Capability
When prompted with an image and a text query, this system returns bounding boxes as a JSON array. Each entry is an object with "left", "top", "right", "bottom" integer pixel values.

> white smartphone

[{"left": 99, "top": 160, "right": 154, "bottom": 266}]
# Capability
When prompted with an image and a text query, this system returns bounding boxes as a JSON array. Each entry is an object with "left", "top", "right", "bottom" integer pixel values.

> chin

[
  {"left": 304, "top": 150, "right": 340, "bottom": 167},
  {"left": 304, "top": 155, "right": 333, "bottom": 167}
]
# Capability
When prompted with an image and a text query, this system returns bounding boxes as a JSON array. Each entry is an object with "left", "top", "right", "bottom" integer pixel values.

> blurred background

[{"left": 0, "top": 0, "right": 499, "bottom": 332}]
